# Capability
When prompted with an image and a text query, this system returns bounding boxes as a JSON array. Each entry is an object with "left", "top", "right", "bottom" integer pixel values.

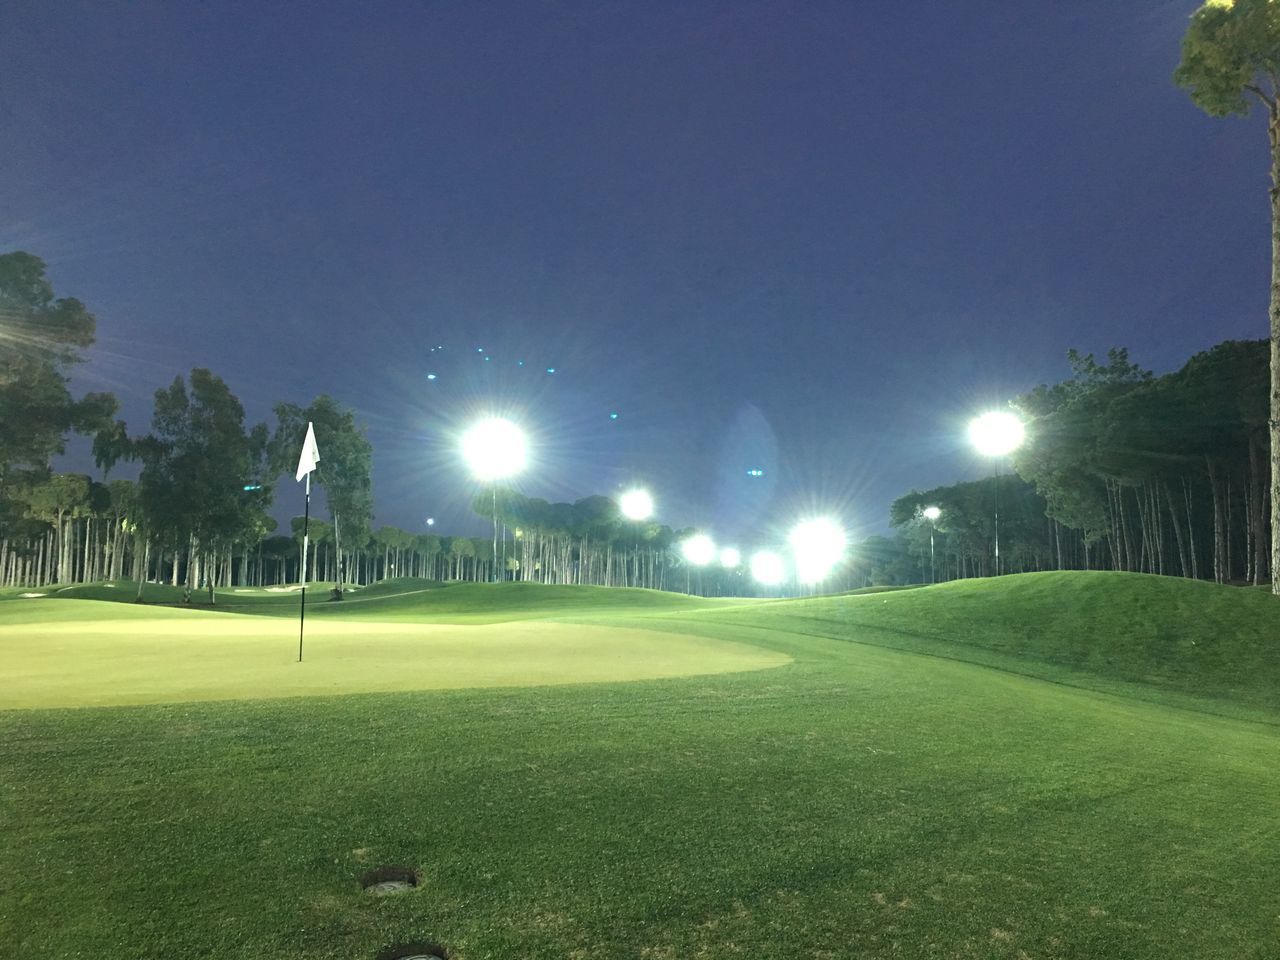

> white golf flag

[{"left": 295, "top": 421, "right": 321, "bottom": 482}]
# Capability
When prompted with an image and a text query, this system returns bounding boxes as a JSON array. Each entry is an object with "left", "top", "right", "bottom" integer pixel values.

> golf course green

[{"left": 2, "top": 572, "right": 1278, "bottom": 959}]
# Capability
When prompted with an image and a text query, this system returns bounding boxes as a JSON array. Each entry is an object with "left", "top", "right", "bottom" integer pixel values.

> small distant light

[
  {"left": 477, "top": 347, "right": 484, "bottom": 353},
  {"left": 484, "top": 356, "right": 490, "bottom": 361},
  {"left": 242, "top": 484, "right": 262, "bottom": 492},
  {"left": 746, "top": 468, "right": 764, "bottom": 477},
  {"left": 518, "top": 360, "right": 525, "bottom": 366},
  {"left": 425, "top": 517, "right": 435, "bottom": 526},
  {"left": 426, "top": 373, "right": 437, "bottom": 380},
  {"left": 546, "top": 367, "right": 556, "bottom": 374},
  {"left": 609, "top": 412, "right": 618, "bottom": 420}
]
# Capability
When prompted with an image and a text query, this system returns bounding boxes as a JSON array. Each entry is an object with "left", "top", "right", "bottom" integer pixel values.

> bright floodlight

[
  {"left": 461, "top": 417, "right": 527, "bottom": 481},
  {"left": 788, "top": 517, "right": 847, "bottom": 584},
  {"left": 719, "top": 547, "right": 741, "bottom": 568},
  {"left": 750, "top": 549, "right": 786, "bottom": 586},
  {"left": 922, "top": 505, "right": 941, "bottom": 521},
  {"left": 619, "top": 488, "right": 654, "bottom": 521},
  {"left": 681, "top": 534, "right": 716, "bottom": 566},
  {"left": 968, "top": 411, "right": 1025, "bottom": 457}
]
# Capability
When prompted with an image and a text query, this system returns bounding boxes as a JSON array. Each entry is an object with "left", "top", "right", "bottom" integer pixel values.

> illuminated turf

[
  {"left": 1, "top": 605, "right": 790, "bottom": 709},
  {"left": 3, "top": 573, "right": 1278, "bottom": 959}
]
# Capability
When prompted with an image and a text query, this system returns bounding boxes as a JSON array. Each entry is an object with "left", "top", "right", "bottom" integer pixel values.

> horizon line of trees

[
  {"left": 878, "top": 341, "right": 1271, "bottom": 588},
  {"left": 4, "top": 249, "right": 1273, "bottom": 599}
]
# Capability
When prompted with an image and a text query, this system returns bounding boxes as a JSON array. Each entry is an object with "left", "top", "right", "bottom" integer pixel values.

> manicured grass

[
  {"left": 17, "top": 578, "right": 752, "bottom": 622},
  {"left": 0, "top": 602, "right": 789, "bottom": 709},
  {"left": 2, "top": 572, "right": 1278, "bottom": 958},
  {"left": 694, "top": 571, "right": 1280, "bottom": 718}
]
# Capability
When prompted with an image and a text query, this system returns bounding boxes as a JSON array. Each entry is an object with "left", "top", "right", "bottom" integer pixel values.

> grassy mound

[{"left": 691, "top": 571, "right": 1280, "bottom": 717}]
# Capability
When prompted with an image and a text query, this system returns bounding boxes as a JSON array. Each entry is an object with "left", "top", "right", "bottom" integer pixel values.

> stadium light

[
  {"left": 921, "top": 505, "right": 940, "bottom": 584},
  {"left": 461, "top": 417, "right": 527, "bottom": 482},
  {"left": 681, "top": 534, "right": 716, "bottom": 567},
  {"left": 967, "top": 410, "right": 1025, "bottom": 576},
  {"left": 967, "top": 411, "right": 1025, "bottom": 458},
  {"left": 461, "top": 417, "right": 527, "bottom": 581},
  {"left": 619, "top": 489, "right": 654, "bottom": 521},
  {"left": 788, "top": 517, "right": 846, "bottom": 585},
  {"left": 619, "top": 489, "right": 655, "bottom": 588},
  {"left": 750, "top": 549, "right": 786, "bottom": 587}
]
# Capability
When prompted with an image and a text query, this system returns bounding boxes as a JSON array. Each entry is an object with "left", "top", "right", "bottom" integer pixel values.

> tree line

[
  {"left": 879, "top": 341, "right": 1271, "bottom": 588},
  {"left": 0, "top": 250, "right": 732, "bottom": 598}
]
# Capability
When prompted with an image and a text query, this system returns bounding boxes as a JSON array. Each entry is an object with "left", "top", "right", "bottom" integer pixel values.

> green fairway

[{"left": 2, "top": 573, "right": 1279, "bottom": 959}]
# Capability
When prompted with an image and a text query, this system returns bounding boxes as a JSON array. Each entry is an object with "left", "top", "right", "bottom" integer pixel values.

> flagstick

[{"left": 299, "top": 471, "right": 311, "bottom": 662}]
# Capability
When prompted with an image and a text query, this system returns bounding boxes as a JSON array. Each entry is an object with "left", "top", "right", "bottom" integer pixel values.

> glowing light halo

[
  {"left": 460, "top": 417, "right": 527, "bottom": 482},
  {"left": 680, "top": 534, "right": 716, "bottom": 567},
  {"left": 750, "top": 549, "right": 786, "bottom": 586},
  {"left": 922, "top": 505, "right": 941, "bottom": 521},
  {"left": 788, "top": 517, "right": 847, "bottom": 585},
  {"left": 619, "top": 489, "right": 654, "bottom": 521},
  {"left": 719, "top": 547, "right": 742, "bottom": 568},
  {"left": 967, "top": 411, "right": 1025, "bottom": 458}
]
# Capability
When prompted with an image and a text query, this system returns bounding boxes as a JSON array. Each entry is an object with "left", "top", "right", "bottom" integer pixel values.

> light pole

[
  {"left": 922, "top": 505, "right": 941, "bottom": 584},
  {"left": 461, "top": 417, "right": 527, "bottom": 582},
  {"left": 967, "top": 411, "right": 1025, "bottom": 577},
  {"left": 619, "top": 489, "right": 654, "bottom": 587}
]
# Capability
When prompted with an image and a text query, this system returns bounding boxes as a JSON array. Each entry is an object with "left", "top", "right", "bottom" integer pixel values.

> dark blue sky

[{"left": 1, "top": 1, "right": 1266, "bottom": 544}]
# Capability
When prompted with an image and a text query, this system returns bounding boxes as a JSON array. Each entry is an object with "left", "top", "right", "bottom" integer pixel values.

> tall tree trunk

[
  {"left": 1207, "top": 457, "right": 1226, "bottom": 584},
  {"left": 1269, "top": 102, "right": 1280, "bottom": 594},
  {"left": 1165, "top": 479, "right": 1189, "bottom": 579},
  {"left": 1249, "top": 435, "right": 1268, "bottom": 586},
  {"left": 136, "top": 539, "right": 149, "bottom": 601}
]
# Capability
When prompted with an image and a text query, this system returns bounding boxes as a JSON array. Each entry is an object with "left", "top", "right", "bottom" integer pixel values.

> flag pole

[
  {"left": 295, "top": 420, "right": 320, "bottom": 663},
  {"left": 299, "top": 471, "right": 310, "bottom": 662}
]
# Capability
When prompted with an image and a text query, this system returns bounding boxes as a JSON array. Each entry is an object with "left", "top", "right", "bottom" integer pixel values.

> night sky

[{"left": 1, "top": 1, "right": 1267, "bottom": 544}]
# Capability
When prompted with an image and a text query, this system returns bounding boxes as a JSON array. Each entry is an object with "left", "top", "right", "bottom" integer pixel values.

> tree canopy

[
  {"left": 0, "top": 252, "right": 116, "bottom": 523},
  {"left": 273, "top": 395, "right": 374, "bottom": 592},
  {"left": 137, "top": 369, "right": 272, "bottom": 601}
]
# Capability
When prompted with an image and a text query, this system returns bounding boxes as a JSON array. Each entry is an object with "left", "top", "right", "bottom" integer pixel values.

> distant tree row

[
  {"left": 881, "top": 341, "right": 1271, "bottom": 587},
  {"left": 478, "top": 490, "right": 687, "bottom": 589},
  {"left": 0, "top": 252, "right": 374, "bottom": 600}
]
